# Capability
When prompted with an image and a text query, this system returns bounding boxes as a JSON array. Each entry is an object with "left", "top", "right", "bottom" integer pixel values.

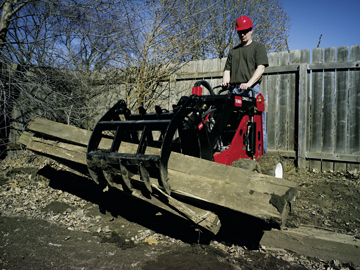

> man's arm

[
  {"left": 221, "top": 70, "right": 231, "bottom": 87},
  {"left": 239, "top": 64, "right": 265, "bottom": 90}
]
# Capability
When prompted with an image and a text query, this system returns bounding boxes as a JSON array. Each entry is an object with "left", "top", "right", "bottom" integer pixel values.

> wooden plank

[
  {"left": 308, "top": 61, "right": 360, "bottom": 70},
  {"left": 260, "top": 70, "right": 268, "bottom": 102},
  {"left": 263, "top": 65, "right": 299, "bottom": 74},
  {"left": 267, "top": 150, "right": 296, "bottom": 158},
  {"left": 261, "top": 226, "right": 360, "bottom": 266},
  {"left": 277, "top": 52, "right": 289, "bottom": 150},
  {"left": 19, "top": 135, "right": 221, "bottom": 234},
  {"left": 175, "top": 71, "right": 222, "bottom": 80},
  {"left": 149, "top": 184, "right": 221, "bottom": 234},
  {"left": 203, "top": 59, "right": 213, "bottom": 73},
  {"left": 335, "top": 46, "right": 349, "bottom": 171},
  {"left": 166, "top": 171, "right": 291, "bottom": 228},
  {"left": 27, "top": 117, "right": 91, "bottom": 146},
  {"left": 266, "top": 52, "right": 279, "bottom": 150},
  {"left": 25, "top": 118, "right": 297, "bottom": 195},
  {"left": 168, "top": 154, "right": 298, "bottom": 194},
  {"left": 173, "top": 63, "right": 303, "bottom": 80},
  {"left": 322, "top": 47, "right": 336, "bottom": 171},
  {"left": 196, "top": 59, "right": 204, "bottom": 75},
  {"left": 178, "top": 61, "right": 196, "bottom": 97},
  {"left": 348, "top": 45, "right": 360, "bottom": 171},
  {"left": 164, "top": 59, "right": 360, "bottom": 80},
  {"left": 305, "top": 151, "right": 360, "bottom": 163},
  {"left": 171, "top": 60, "right": 360, "bottom": 81},
  {"left": 19, "top": 132, "right": 87, "bottom": 161},
  {"left": 288, "top": 50, "right": 300, "bottom": 153},
  {"left": 169, "top": 74, "right": 177, "bottom": 110},
  {"left": 19, "top": 130, "right": 294, "bottom": 229},
  {"left": 209, "top": 58, "right": 221, "bottom": 91},
  {"left": 297, "top": 50, "right": 311, "bottom": 169},
  {"left": 310, "top": 48, "right": 323, "bottom": 171}
]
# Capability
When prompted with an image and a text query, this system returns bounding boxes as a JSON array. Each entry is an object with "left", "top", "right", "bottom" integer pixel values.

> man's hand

[
  {"left": 239, "top": 83, "right": 252, "bottom": 90},
  {"left": 221, "top": 82, "right": 229, "bottom": 87},
  {"left": 222, "top": 70, "right": 230, "bottom": 87}
]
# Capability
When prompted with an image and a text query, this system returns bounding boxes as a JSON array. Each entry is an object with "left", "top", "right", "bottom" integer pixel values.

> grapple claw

[
  {"left": 119, "top": 160, "right": 132, "bottom": 191},
  {"left": 86, "top": 82, "right": 264, "bottom": 197},
  {"left": 139, "top": 162, "right": 152, "bottom": 193}
]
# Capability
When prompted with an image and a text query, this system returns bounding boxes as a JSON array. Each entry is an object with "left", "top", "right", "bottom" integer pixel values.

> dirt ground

[{"left": 0, "top": 151, "right": 359, "bottom": 269}]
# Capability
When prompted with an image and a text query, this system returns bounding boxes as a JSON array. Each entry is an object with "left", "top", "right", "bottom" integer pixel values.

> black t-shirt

[{"left": 224, "top": 41, "right": 268, "bottom": 84}]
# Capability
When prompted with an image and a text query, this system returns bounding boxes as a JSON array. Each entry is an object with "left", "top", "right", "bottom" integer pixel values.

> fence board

[
  {"left": 260, "top": 73, "right": 268, "bottom": 100},
  {"left": 299, "top": 49, "right": 311, "bottom": 168},
  {"left": 310, "top": 48, "right": 323, "bottom": 171},
  {"left": 335, "top": 46, "right": 349, "bottom": 171},
  {"left": 348, "top": 45, "right": 360, "bottom": 170},
  {"left": 277, "top": 52, "right": 289, "bottom": 150},
  {"left": 288, "top": 51, "right": 300, "bottom": 152},
  {"left": 207, "top": 58, "right": 220, "bottom": 90},
  {"left": 267, "top": 52, "right": 279, "bottom": 150},
  {"left": 180, "top": 61, "right": 197, "bottom": 97},
  {"left": 322, "top": 47, "right": 336, "bottom": 171}
]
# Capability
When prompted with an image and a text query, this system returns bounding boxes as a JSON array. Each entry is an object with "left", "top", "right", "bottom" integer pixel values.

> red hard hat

[{"left": 235, "top": 16, "right": 253, "bottom": 31}]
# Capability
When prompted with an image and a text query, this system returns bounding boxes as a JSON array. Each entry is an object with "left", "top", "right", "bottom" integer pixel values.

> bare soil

[
  {"left": 0, "top": 152, "right": 359, "bottom": 269},
  {"left": 285, "top": 167, "right": 360, "bottom": 236}
]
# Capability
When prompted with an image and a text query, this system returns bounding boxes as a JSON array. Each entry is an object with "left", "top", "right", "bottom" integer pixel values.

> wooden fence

[
  {"left": 169, "top": 45, "right": 360, "bottom": 171},
  {"left": 2, "top": 45, "right": 359, "bottom": 171}
]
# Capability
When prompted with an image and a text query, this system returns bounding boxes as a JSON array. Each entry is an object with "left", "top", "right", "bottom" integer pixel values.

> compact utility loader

[
  {"left": 19, "top": 80, "right": 295, "bottom": 235},
  {"left": 86, "top": 80, "right": 283, "bottom": 196}
]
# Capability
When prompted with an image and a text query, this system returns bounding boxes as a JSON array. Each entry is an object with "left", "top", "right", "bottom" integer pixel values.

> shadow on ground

[{"left": 37, "top": 165, "right": 269, "bottom": 249}]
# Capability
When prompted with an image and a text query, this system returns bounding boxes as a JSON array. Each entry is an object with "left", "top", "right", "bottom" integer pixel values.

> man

[{"left": 221, "top": 15, "right": 268, "bottom": 152}]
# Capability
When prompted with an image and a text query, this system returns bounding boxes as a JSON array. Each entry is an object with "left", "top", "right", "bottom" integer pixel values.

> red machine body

[{"left": 213, "top": 93, "right": 265, "bottom": 165}]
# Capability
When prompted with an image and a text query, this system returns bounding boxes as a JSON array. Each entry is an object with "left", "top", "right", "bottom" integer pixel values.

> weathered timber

[
  {"left": 21, "top": 118, "right": 298, "bottom": 229},
  {"left": 288, "top": 51, "right": 299, "bottom": 153},
  {"left": 260, "top": 226, "right": 360, "bottom": 266},
  {"left": 25, "top": 118, "right": 297, "bottom": 195},
  {"left": 335, "top": 46, "right": 349, "bottom": 171},
  {"left": 20, "top": 133, "right": 221, "bottom": 234},
  {"left": 277, "top": 52, "right": 288, "bottom": 150},
  {"left": 21, "top": 131, "right": 289, "bottom": 227},
  {"left": 322, "top": 47, "right": 336, "bottom": 171},
  {"left": 25, "top": 117, "right": 91, "bottom": 146},
  {"left": 266, "top": 53, "right": 278, "bottom": 150},
  {"left": 310, "top": 48, "right": 323, "bottom": 171}
]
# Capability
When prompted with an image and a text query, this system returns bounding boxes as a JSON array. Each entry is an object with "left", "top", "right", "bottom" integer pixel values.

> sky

[{"left": 282, "top": 0, "right": 360, "bottom": 52}]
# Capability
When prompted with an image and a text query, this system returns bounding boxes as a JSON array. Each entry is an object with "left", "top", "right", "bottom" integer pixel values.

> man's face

[{"left": 237, "top": 28, "right": 253, "bottom": 44}]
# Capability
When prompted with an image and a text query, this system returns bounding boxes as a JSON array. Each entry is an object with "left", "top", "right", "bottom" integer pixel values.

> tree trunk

[{"left": 0, "top": 1, "right": 13, "bottom": 52}]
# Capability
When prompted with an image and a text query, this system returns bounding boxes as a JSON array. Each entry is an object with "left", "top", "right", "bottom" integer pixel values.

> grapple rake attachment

[
  {"left": 86, "top": 96, "right": 202, "bottom": 195},
  {"left": 86, "top": 81, "right": 265, "bottom": 196}
]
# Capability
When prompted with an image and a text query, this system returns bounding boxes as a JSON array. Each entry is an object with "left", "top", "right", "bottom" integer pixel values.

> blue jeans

[{"left": 233, "top": 84, "right": 267, "bottom": 153}]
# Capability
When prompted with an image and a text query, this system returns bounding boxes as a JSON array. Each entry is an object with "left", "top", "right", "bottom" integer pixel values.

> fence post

[
  {"left": 169, "top": 73, "right": 176, "bottom": 111},
  {"left": 298, "top": 63, "right": 308, "bottom": 168}
]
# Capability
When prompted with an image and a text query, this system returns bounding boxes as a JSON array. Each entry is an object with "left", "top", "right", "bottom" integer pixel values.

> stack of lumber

[{"left": 19, "top": 117, "right": 298, "bottom": 235}]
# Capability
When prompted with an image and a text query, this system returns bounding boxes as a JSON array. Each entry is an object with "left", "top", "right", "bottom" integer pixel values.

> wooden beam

[
  {"left": 19, "top": 133, "right": 221, "bottom": 234},
  {"left": 308, "top": 60, "right": 360, "bottom": 70},
  {"left": 267, "top": 150, "right": 296, "bottom": 158},
  {"left": 25, "top": 118, "right": 297, "bottom": 195},
  {"left": 20, "top": 131, "right": 291, "bottom": 227},
  {"left": 261, "top": 226, "right": 360, "bottom": 266},
  {"left": 297, "top": 63, "right": 309, "bottom": 169},
  {"left": 305, "top": 151, "right": 360, "bottom": 163},
  {"left": 20, "top": 119, "right": 299, "bottom": 229},
  {"left": 26, "top": 118, "right": 91, "bottom": 146},
  {"left": 264, "top": 65, "right": 299, "bottom": 74}
]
